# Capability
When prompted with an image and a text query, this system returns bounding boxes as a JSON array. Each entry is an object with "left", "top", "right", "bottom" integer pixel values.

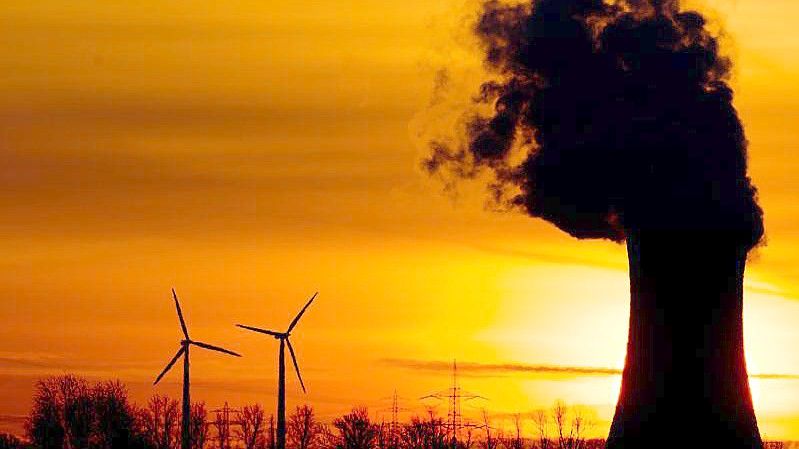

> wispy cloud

[
  {"left": 382, "top": 358, "right": 799, "bottom": 380},
  {"left": 381, "top": 359, "right": 621, "bottom": 378},
  {"left": 0, "top": 351, "right": 150, "bottom": 374}
]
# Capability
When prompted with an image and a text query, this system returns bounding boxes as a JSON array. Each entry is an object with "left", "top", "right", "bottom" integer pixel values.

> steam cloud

[{"left": 425, "top": 0, "right": 763, "bottom": 249}]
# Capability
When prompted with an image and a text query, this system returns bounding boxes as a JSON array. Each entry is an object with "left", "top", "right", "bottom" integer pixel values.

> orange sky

[{"left": 3, "top": 0, "right": 799, "bottom": 441}]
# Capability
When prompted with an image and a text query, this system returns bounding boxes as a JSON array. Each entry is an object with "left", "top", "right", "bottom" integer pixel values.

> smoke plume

[{"left": 425, "top": 0, "right": 763, "bottom": 250}]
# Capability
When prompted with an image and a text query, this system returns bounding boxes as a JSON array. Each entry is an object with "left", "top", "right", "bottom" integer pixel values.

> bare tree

[
  {"left": 190, "top": 402, "right": 210, "bottom": 449},
  {"left": 570, "top": 407, "right": 593, "bottom": 449},
  {"left": 531, "top": 410, "right": 550, "bottom": 449},
  {"left": 376, "top": 422, "right": 389, "bottom": 449},
  {"left": 551, "top": 403, "right": 593, "bottom": 449},
  {"left": 459, "top": 424, "right": 475, "bottom": 449},
  {"left": 238, "top": 404, "right": 267, "bottom": 449},
  {"left": 333, "top": 407, "right": 377, "bottom": 449},
  {"left": 316, "top": 423, "right": 338, "bottom": 449},
  {"left": 26, "top": 377, "right": 65, "bottom": 449},
  {"left": 501, "top": 414, "right": 523, "bottom": 449},
  {"left": 288, "top": 405, "right": 321, "bottom": 449},
  {"left": 92, "top": 380, "right": 135, "bottom": 449},
  {"left": 480, "top": 411, "right": 499, "bottom": 449},
  {"left": 141, "top": 394, "right": 180, "bottom": 449},
  {"left": 268, "top": 415, "right": 277, "bottom": 449},
  {"left": 400, "top": 415, "right": 447, "bottom": 449},
  {"left": 552, "top": 403, "right": 569, "bottom": 449},
  {"left": 25, "top": 375, "right": 94, "bottom": 449},
  {"left": 58, "top": 375, "right": 93, "bottom": 449}
]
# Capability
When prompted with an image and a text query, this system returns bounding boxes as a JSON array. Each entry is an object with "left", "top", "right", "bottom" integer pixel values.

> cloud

[
  {"left": 381, "top": 358, "right": 621, "bottom": 378},
  {"left": 382, "top": 358, "right": 799, "bottom": 381},
  {"left": 0, "top": 351, "right": 149, "bottom": 374}
]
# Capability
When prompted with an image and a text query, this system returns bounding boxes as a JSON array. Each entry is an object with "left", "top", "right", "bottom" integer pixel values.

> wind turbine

[
  {"left": 154, "top": 289, "right": 242, "bottom": 449},
  {"left": 236, "top": 292, "right": 318, "bottom": 449}
]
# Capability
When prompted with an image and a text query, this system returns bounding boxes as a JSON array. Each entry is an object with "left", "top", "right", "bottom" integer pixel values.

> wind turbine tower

[
  {"left": 154, "top": 289, "right": 242, "bottom": 449},
  {"left": 236, "top": 292, "right": 318, "bottom": 449}
]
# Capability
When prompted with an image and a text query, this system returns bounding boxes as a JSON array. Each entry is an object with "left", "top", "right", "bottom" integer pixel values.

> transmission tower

[
  {"left": 379, "top": 389, "right": 409, "bottom": 449},
  {"left": 211, "top": 402, "right": 241, "bottom": 449},
  {"left": 420, "top": 360, "right": 487, "bottom": 445}
]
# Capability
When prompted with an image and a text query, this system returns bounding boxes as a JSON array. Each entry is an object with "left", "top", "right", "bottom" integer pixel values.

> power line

[{"left": 420, "top": 360, "right": 487, "bottom": 443}]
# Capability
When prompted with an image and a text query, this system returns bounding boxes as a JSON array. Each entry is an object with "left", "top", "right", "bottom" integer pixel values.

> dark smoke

[{"left": 425, "top": 0, "right": 764, "bottom": 250}]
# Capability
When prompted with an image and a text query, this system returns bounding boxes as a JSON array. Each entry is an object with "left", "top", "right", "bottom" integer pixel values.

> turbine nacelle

[
  {"left": 236, "top": 291, "right": 317, "bottom": 394},
  {"left": 153, "top": 289, "right": 241, "bottom": 385}
]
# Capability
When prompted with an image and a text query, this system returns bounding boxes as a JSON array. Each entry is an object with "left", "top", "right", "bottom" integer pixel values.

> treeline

[{"left": 0, "top": 375, "right": 788, "bottom": 449}]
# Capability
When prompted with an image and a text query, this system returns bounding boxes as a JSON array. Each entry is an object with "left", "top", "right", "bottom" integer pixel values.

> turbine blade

[
  {"left": 172, "top": 289, "right": 189, "bottom": 339},
  {"left": 286, "top": 338, "right": 306, "bottom": 393},
  {"left": 287, "top": 292, "right": 318, "bottom": 333},
  {"left": 154, "top": 346, "right": 186, "bottom": 385},
  {"left": 191, "top": 340, "right": 242, "bottom": 357},
  {"left": 236, "top": 324, "right": 283, "bottom": 338}
]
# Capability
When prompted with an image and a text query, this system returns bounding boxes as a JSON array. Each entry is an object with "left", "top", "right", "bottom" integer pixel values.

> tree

[
  {"left": 92, "top": 380, "right": 135, "bottom": 449},
  {"left": 287, "top": 405, "right": 320, "bottom": 449},
  {"left": 140, "top": 395, "right": 180, "bottom": 449},
  {"left": 550, "top": 403, "right": 593, "bottom": 449},
  {"left": 333, "top": 408, "right": 377, "bottom": 449},
  {"left": 27, "top": 377, "right": 65, "bottom": 449},
  {"left": 315, "top": 424, "right": 337, "bottom": 449},
  {"left": 0, "top": 433, "right": 26, "bottom": 449},
  {"left": 400, "top": 416, "right": 446, "bottom": 449},
  {"left": 458, "top": 424, "right": 475, "bottom": 449},
  {"left": 25, "top": 375, "right": 93, "bottom": 449},
  {"left": 531, "top": 410, "right": 550, "bottom": 449},
  {"left": 502, "top": 414, "right": 523, "bottom": 449},
  {"left": 58, "top": 375, "right": 93, "bottom": 449},
  {"left": 479, "top": 411, "right": 499, "bottom": 449},
  {"left": 189, "top": 402, "right": 209, "bottom": 449},
  {"left": 238, "top": 404, "right": 267, "bottom": 449},
  {"left": 267, "top": 415, "right": 277, "bottom": 449}
]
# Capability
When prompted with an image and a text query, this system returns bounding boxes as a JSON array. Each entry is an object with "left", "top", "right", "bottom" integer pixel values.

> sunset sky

[{"left": 4, "top": 0, "right": 799, "bottom": 441}]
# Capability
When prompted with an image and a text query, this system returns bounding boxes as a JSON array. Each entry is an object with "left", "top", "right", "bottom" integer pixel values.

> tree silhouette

[
  {"left": 238, "top": 404, "right": 267, "bottom": 449},
  {"left": 551, "top": 402, "right": 592, "bottom": 449},
  {"left": 531, "top": 410, "right": 551, "bottom": 449},
  {"left": 400, "top": 415, "right": 447, "bottom": 449},
  {"left": 287, "top": 405, "right": 320, "bottom": 449},
  {"left": 141, "top": 395, "right": 180, "bottom": 449},
  {"left": 501, "top": 414, "right": 523, "bottom": 449},
  {"left": 25, "top": 375, "right": 93, "bottom": 449},
  {"left": 479, "top": 411, "right": 499, "bottom": 449},
  {"left": 268, "top": 415, "right": 277, "bottom": 449},
  {"left": 26, "top": 378, "right": 65, "bottom": 449},
  {"left": 0, "top": 433, "right": 26, "bottom": 449},
  {"left": 25, "top": 375, "right": 149, "bottom": 449},
  {"left": 333, "top": 408, "right": 377, "bottom": 449},
  {"left": 92, "top": 380, "right": 135, "bottom": 449},
  {"left": 189, "top": 402, "right": 209, "bottom": 449},
  {"left": 58, "top": 375, "right": 92, "bottom": 449}
]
